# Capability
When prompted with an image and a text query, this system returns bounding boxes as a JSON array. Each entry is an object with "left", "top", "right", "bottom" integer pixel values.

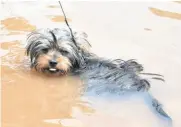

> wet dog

[{"left": 26, "top": 28, "right": 172, "bottom": 121}]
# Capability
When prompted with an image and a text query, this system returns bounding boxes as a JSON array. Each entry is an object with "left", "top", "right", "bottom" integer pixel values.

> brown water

[{"left": 1, "top": 1, "right": 181, "bottom": 127}]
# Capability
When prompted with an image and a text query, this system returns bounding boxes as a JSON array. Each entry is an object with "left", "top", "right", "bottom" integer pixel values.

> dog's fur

[{"left": 26, "top": 28, "right": 172, "bottom": 121}]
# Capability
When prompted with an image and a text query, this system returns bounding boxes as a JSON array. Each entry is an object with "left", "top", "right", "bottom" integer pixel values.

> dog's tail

[{"left": 144, "top": 92, "right": 172, "bottom": 121}]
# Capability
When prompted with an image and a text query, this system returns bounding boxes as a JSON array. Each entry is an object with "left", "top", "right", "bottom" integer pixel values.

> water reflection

[
  {"left": 47, "top": 15, "right": 71, "bottom": 22},
  {"left": 149, "top": 7, "right": 181, "bottom": 20},
  {"left": 1, "top": 17, "right": 36, "bottom": 32}
]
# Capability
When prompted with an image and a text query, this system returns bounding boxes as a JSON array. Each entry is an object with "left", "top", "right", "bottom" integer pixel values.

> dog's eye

[
  {"left": 42, "top": 48, "right": 48, "bottom": 53},
  {"left": 60, "top": 49, "right": 69, "bottom": 55}
]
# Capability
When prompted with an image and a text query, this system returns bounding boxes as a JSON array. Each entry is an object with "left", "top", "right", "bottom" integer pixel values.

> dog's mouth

[
  {"left": 48, "top": 68, "right": 59, "bottom": 73},
  {"left": 44, "top": 67, "right": 66, "bottom": 75}
]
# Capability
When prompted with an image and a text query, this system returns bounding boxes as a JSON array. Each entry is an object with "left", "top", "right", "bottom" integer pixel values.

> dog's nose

[{"left": 49, "top": 60, "right": 57, "bottom": 67}]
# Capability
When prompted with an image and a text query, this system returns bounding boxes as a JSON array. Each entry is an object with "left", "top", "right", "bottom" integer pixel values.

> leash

[{"left": 58, "top": 1, "right": 77, "bottom": 46}]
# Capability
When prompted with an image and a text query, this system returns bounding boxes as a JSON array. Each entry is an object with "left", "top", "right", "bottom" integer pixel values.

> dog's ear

[
  {"left": 74, "top": 32, "right": 91, "bottom": 52},
  {"left": 26, "top": 29, "right": 41, "bottom": 56}
]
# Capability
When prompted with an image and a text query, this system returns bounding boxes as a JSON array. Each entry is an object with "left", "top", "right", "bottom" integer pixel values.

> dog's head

[{"left": 26, "top": 28, "right": 90, "bottom": 75}]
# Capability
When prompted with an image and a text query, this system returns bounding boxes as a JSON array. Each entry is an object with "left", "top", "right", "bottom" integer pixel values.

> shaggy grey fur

[{"left": 26, "top": 28, "right": 172, "bottom": 122}]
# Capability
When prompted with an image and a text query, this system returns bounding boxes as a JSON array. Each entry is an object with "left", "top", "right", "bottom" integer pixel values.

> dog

[{"left": 26, "top": 28, "right": 172, "bottom": 122}]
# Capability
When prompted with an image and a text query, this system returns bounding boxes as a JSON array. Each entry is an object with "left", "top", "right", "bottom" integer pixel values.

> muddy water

[{"left": 1, "top": 1, "right": 181, "bottom": 127}]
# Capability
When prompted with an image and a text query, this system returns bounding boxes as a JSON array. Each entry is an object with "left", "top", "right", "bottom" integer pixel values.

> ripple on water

[
  {"left": 47, "top": 5, "right": 60, "bottom": 8},
  {"left": 149, "top": 7, "right": 181, "bottom": 20},
  {"left": 47, "top": 15, "right": 71, "bottom": 22},
  {"left": 1, "top": 17, "right": 36, "bottom": 34}
]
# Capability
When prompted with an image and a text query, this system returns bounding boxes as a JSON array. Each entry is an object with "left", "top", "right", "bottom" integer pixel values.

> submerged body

[
  {"left": 26, "top": 28, "right": 172, "bottom": 123},
  {"left": 72, "top": 55, "right": 171, "bottom": 121}
]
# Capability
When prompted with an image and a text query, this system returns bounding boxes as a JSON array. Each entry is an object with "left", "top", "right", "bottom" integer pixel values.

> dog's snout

[{"left": 49, "top": 60, "right": 57, "bottom": 67}]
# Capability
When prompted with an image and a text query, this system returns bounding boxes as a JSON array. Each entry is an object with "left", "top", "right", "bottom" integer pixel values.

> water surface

[{"left": 1, "top": 1, "right": 181, "bottom": 127}]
